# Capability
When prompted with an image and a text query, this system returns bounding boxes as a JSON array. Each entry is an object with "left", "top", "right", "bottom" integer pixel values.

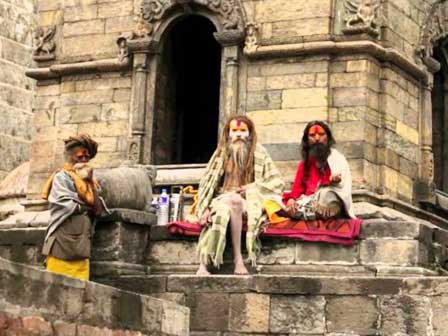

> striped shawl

[{"left": 195, "top": 143, "right": 284, "bottom": 266}]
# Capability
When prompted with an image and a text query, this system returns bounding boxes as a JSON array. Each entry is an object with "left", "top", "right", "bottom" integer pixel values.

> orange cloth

[
  {"left": 41, "top": 163, "right": 97, "bottom": 206},
  {"left": 263, "top": 199, "right": 288, "bottom": 224}
]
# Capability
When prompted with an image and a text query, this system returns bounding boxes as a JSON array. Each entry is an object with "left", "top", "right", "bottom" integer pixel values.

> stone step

[
  {"left": 95, "top": 274, "right": 448, "bottom": 336},
  {"left": 147, "top": 219, "right": 442, "bottom": 276}
]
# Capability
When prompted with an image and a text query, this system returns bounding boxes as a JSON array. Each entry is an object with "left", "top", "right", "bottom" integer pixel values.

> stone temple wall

[
  {"left": 0, "top": 0, "right": 37, "bottom": 181},
  {"left": 24, "top": 0, "right": 444, "bottom": 208}
]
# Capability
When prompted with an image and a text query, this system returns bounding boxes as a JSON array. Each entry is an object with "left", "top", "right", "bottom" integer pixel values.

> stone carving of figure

[
  {"left": 344, "top": 0, "right": 380, "bottom": 35},
  {"left": 244, "top": 23, "right": 259, "bottom": 54},
  {"left": 33, "top": 26, "right": 56, "bottom": 59}
]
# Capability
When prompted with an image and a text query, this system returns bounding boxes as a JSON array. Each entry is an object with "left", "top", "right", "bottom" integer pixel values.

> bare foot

[
  {"left": 234, "top": 260, "right": 249, "bottom": 275},
  {"left": 196, "top": 264, "right": 210, "bottom": 276}
]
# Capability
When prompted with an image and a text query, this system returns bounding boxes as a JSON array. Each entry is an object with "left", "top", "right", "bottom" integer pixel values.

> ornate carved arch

[
  {"left": 138, "top": 0, "right": 246, "bottom": 38},
  {"left": 417, "top": 0, "right": 448, "bottom": 72}
]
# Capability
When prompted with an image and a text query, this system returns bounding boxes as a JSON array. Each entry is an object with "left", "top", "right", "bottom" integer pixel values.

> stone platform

[{"left": 96, "top": 274, "right": 448, "bottom": 336}]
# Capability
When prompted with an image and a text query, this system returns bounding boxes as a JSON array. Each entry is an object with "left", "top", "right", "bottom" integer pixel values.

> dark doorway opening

[
  {"left": 432, "top": 44, "right": 448, "bottom": 192},
  {"left": 152, "top": 15, "right": 221, "bottom": 164}
]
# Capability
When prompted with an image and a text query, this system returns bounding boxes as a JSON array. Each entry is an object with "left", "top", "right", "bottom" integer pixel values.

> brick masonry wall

[{"left": 0, "top": 0, "right": 37, "bottom": 181}]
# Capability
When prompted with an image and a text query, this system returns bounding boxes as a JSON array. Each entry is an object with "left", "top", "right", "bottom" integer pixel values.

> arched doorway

[
  {"left": 431, "top": 42, "right": 448, "bottom": 193},
  {"left": 152, "top": 15, "right": 222, "bottom": 164}
]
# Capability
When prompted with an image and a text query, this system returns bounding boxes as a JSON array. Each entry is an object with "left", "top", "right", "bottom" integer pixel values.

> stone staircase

[{"left": 2, "top": 201, "right": 448, "bottom": 335}]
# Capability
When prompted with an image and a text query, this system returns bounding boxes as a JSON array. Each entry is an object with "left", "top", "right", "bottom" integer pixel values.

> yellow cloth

[
  {"left": 41, "top": 163, "right": 97, "bottom": 206},
  {"left": 263, "top": 199, "right": 288, "bottom": 224},
  {"left": 46, "top": 255, "right": 89, "bottom": 281}
]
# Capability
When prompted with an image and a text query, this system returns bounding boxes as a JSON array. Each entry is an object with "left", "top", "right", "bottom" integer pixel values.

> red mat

[{"left": 167, "top": 218, "right": 362, "bottom": 245}]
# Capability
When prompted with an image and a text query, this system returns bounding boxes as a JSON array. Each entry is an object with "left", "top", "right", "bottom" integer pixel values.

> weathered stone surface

[
  {"left": 296, "top": 242, "right": 358, "bottom": 264},
  {"left": 190, "top": 292, "right": 229, "bottom": 331},
  {"left": 246, "top": 90, "right": 282, "bottom": 111},
  {"left": 360, "top": 239, "right": 422, "bottom": 266},
  {"left": 380, "top": 295, "right": 431, "bottom": 336},
  {"left": 229, "top": 293, "right": 270, "bottom": 333},
  {"left": 270, "top": 295, "right": 325, "bottom": 333},
  {"left": 326, "top": 296, "right": 378, "bottom": 334}
]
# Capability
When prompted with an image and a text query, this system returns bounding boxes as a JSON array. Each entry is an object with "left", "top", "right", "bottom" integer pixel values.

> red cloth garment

[
  {"left": 167, "top": 218, "right": 362, "bottom": 245},
  {"left": 282, "top": 157, "right": 331, "bottom": 203}
]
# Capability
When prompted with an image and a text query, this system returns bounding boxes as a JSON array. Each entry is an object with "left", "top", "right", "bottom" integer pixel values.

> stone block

[
  {"left": 333, "top": 87, "right": 369, "bottom": 107},
  {"left": 148, "top": 241, "right": 197, "bottom": 265},
  {"left": 255, "top": 0, "right": 331, "bottom": 22},
  {"left": 379, "top": 295, "right": 431, "bottom": 336},
  {"left": 360, "top": 239, "right": 421, "bottom": 266},
  {"left": 257, "top": 123, "right": 306, "bottom": 144},
  {"left": 62, "top": 34, "right": 117, "bottom": 58},
  {"left": 78, "top": 120, "right": 128, "bottom": 137},
  {"left": 282, "top": 88, "right": 328, "bottom": 108},
  {"left": 75, "top": 76, "right": 132, "bottom": 92},
  {"left": 397, "top": 173, "right": 413, "bottom": 201},
  {"left": 61, "top": 90, "right": 114, "bottom": 106},
  {"left": 330, "top": 72, "right": 379, "bottom": 91},
  {"left": 98, "top": 1, "right": 133, "bottom": 18},
  {"left": 21, "top": 316, "right": 53, "bottom": 336},
  {"left": 229, "top": 293, "right": 270, "bottom": 333},
  {"left": 266, "top": 73, "right": 316, "bottom": 90},
  {"left": 258, "top": 60, "right": 329, "bottom": 77},
  {"left": 53, "top": 320, "right": 77, "bottom": 336},
  {"left": 167, "top": 276, "right": 252, "bottom": 293},
  {"left": 63, "top": 20, "right": 105, "bottom": 37},
  {"left": 105, "top": 15, "right": 135, "bottom": 33},
  {"left": 39, "top": 9, "right": 64, "bottom": 26},
  {"left": 326, "top": 296, "right": 378, "bottom": 334},
  {"left": 270, "top": 295, "right": 325, "bottom": 333},
  {"left": 248, "top": 106, "right": 327, "bottom": 126},
  {"left": 247, "top": 77, "right": 266, "bottom": 91},
  {"left": 258, "top": 242, "right": 295, "bottom": 264},
  {"left": 101, "top": 103, "right": 129, "bottom": 121},
  {"left": 246, "top": 90, "right": 282, "bottom": 111},
  {"left": 64, "top": 5, "right": 98, "bottom": 22},
  {"left": 432, "top": 296, "right": 448, "bottom": 336},
  {"left": 396, "top": 120, "right": 419, "bottom": 144},
  {"left": 190, "top": 292, "right": 229, "bottom": 331},
  {"left": 270, "top": 17, "right": 330, "bottom": 38},
  {"left": 295, "top": 242, "right": 358, "bottom": 264},
  {"left": 58, "top": 105, "right": 101, "bottom": 124},
  {"left": 262, "top": 143, "right": 301, "bottom": 161},
  {"left": 113, "top": 88, "right": 131, "bottom": 102}
]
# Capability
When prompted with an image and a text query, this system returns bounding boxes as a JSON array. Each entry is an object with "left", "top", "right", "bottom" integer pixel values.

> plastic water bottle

[{"left": 157, "top": 188, "right": 170, "bottom": 226}]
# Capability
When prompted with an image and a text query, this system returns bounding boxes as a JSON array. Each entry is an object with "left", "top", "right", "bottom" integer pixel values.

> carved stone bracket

[
  {"left": 243, "top": 22, "right": 259, "bottom": 54},
  {"left": 139, "top": 0, "right": 245, "bottom": 39},
  {"left": 342, "top": 0, "right": 380, "bottom": 38},
  {"left": 33, "top": 25, "right": 56, "bottom": 61},
  {"left": 417, "top": 1, "right": 448, "bottom": 72}
]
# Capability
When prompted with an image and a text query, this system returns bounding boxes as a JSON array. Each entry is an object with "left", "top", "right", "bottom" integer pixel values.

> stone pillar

[
  {"left": 214, "top": 31, "right": 245, "bottom": 136},
  {"left": 416, "top": 80, "right": 435, "bottom": 203},
  {"left": 127, "top": 39, "right": 160, "bottom": 164}
]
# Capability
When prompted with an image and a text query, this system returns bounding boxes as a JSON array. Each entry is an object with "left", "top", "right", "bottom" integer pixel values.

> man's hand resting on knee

[{"left": 199, "top": 208, "right": 211, "bottom": 225}]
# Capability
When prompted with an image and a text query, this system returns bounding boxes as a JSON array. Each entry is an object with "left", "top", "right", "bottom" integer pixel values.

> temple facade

[{"left": 2, "top": 0, "right": 448, "bottom": 335}]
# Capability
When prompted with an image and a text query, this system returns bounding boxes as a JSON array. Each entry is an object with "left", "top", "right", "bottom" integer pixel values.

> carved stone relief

[
  {"left": 342, "top": 0, "right": 380, "bottom": 37},
  {"left": 139, "top": 0, "right": 245, "bottom": 38},
  {"left": 33, "top": 25, "right": 56, "bottom": 61},
  {"left": 243, "top": 22, "right": 259, "bottom": 54},
  {"left": 417, "top": 1, "right": 448, "bottom": 71}
]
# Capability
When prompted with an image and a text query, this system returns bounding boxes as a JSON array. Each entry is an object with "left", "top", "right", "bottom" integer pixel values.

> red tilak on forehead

[
  {"left": 309, "top": 125, "right": 325, "bottom": 134},
  {"left": 236, "top": 120, "right": 242, "bottom": 127}
]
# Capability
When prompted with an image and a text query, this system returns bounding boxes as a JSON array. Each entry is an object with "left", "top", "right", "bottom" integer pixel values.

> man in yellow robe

[{"left": 41, "top": 134, "right": 105, "bottom": 280}]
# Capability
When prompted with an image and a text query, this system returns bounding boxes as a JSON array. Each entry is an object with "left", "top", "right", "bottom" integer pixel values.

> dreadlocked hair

[
  {"left": 217, "top": 115, "right": 257, "bottom": 185},
  {"left": 300, "top": 120, "right": 336, "bottom": 191}
]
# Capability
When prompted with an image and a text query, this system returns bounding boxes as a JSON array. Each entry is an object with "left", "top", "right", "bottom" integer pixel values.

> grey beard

[
  {"left": 73, "top": 163, "right": 93, "bottom": 180},
  {"left": 227, "top": 139, "right": 250, "bottom": 171}
]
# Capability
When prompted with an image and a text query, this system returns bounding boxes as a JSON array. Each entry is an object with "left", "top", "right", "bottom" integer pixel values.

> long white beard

[
  {"left": 227, "top": 139, "right": 250, "bottom": 171},
  {"left": 73, "top": 163, "right": 93, "bottom": 180}
]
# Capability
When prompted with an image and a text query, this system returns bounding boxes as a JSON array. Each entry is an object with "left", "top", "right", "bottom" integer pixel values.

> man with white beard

[{"left": 190, "top": 116, "right": 284, "bottom": 275}]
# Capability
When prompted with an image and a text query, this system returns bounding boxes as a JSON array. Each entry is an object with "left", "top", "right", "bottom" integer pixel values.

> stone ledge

[
  {"left": 0, "top": 257, "right": 189, "bottom": 335},
  {"left": 244, "top": 40, "right": 429, "bottom": 83},
  {"left": 99, "top": 208, "right": 156, "bottom": 226},
  {"left": 25, "top": 58, "right": 131, "bottom": 80}
]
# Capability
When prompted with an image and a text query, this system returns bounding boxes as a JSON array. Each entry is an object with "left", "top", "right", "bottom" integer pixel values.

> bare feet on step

[
  {"left": 196, "top": 263, "right": 211, "bottom": 276},
  {"left": 234, "top": 259, "right": 249, "bottom": 275}
]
